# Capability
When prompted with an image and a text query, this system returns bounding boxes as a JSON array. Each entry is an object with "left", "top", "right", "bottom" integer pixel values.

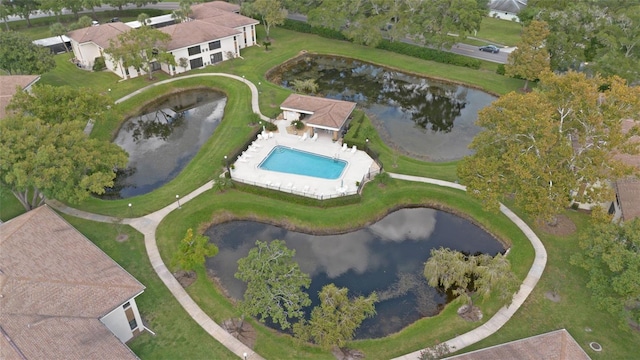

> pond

[
  {"left": 268, "top": 55, "right": 496, "bottom": 162},
  {"left": 205, "top": 207, "right": 505, "bottom": 339},
  {"left": 105, "top": 89, "right": 226, "bottom": 199}
]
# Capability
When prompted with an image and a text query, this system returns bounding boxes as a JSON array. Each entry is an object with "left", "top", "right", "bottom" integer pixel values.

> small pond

[
  {"left": 269, "top": 55, "right": 496, "bottom": 162},
  {"left": 205, "top": 207, "right": 505, "bottom": 339},
  {"left": 105, "top": 89, "right": 226, "bottom": 199}
]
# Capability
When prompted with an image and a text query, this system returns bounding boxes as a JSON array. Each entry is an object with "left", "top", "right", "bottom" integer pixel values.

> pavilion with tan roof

[{"left": 280, "top": 94, "right": 357, "bottom": 141}]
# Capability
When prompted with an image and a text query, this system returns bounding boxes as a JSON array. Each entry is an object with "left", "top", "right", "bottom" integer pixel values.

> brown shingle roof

[
  {"left": 191, "top": 1, "right": 241, "bottom": 18},
  {"left": 280, "top": 94, "right": 357, "bottom": 130},
  {"left": 0, "top": 75, "right": 40, "bottom": 119},
  {"left": 616, "top": 178, "right": 640, "bottom": 221},
  {"left": 67, "top": 22, "right": 132, "bottom": 49},
  {"left": 191, "top": 3, "right": 259, "bottom": 28},
  {"left": 0, "top": 206, "right": 144, "bottom": 359},
  {"left": 159, "top": 20, "right": 240, "bottom": 50},
  {"left": 444, "top": 329, "right": 591, "bottom": 360}
]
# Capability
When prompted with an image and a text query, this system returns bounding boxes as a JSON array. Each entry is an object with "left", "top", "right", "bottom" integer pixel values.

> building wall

[
  {"left": 236, "top": 24, "right": 257, "bottom": 49},
  {"left": 283, "top": 110, "right": 301, "bottom": 121},
  {"left": 100, "top": 296, "right": 144, "bottom": 343},
  {"left": 164, "top": 35, "right": 239, "bottom": 75},
  {"left": 70, "top": 41, "right": 141, "bottom": 79},
  {"left": 489, "top": 10, "right": 521, "bottom": 22}
]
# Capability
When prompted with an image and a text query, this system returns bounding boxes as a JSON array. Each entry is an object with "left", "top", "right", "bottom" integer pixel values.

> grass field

[
  {"left": 475, "top": 17, "right": 523, "bottom": 47},
  {"left": 4, "top": 16, "right": 638, "bottom": 360}
]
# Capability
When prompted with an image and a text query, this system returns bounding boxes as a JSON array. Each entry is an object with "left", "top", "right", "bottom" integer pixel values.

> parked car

[
  {"left": 108, "top": 17, "right": 120, "bottom": 23},
  {"left": 91, "top": 20, "right": 99, "bottom": 26},
  {"left": 479, "top": 45, "right": 500, "bottom": 53}
]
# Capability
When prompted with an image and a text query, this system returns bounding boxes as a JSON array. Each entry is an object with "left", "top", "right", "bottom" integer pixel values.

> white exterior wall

[
  {"left": 70, "top": 41, "right": 141, "bottom": 79},
  {"left": 283, "top": 110, "right": 302, "bottom": 121},
  {"left": 489, "top": 10, "right": 521, "bottom": 22},
  {"left": 235, "top": 24, "right": 257, "bottom": 49},
  {"left": 164, "top": 35, "right": 239, "bottom": 75},
  {"left": 100, "top": 296, "right": 144, "bottom": 343}
]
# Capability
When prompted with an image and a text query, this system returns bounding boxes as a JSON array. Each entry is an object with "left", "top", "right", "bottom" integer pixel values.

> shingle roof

[
  {"left": 191, "top": 3, "right": 259, "bottom": 28},
  {"left": 160, "top": 20, "right": 241, "bottom": 50},
  {"left": 66, "top": 22, "right": 132, "bottom": 49},
  {"left": 191, "top": 1, "right": 241, "bottom": 18},
  {"left": 443, "top": 329, "right": 590, "bottom": 360},
  {"left": 613, "top": 119, "right": 640, "bottom": 220},
  {"left": 280, "top": 94, "right": 357, "bottom": 130},
  {"left": 0, "top": 75, "right": 40, "bottom": 119},
  {"left": 0, "top": 206, "right": 144, "bottom": 360}
]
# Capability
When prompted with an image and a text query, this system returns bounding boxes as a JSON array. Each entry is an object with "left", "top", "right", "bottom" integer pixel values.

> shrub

[
  {"left": 264, "top": 121, "right": 278, "bottom": 131},
  {"left": 93, "top": 57, "right": 106, "bottom": 71},
  {"left": 292, "top": 120, "right": 305, "bottom": 130},
  {"left": 496, "top": 64, "right": 506, "bottom": 75}
]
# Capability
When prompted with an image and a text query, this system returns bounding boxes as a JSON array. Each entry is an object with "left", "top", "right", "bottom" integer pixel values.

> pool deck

[{"left": 230, "top": 120, "right": 377, "bottom": 199}]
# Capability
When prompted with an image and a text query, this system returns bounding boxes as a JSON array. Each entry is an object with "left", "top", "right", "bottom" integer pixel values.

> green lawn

[
  {"left": 474, "top": 16, "right": 523, "bottom": 47},
  {"left": 4, "top": 19, "right": 636, "bottom": 360},
  {"left": 62, "top": 215, "right": 237, "bottom": 360}
]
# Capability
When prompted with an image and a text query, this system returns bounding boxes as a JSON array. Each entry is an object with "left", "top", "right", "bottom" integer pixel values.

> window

[
  {"left": 128, "top": 318, "right": 138, "bottom": 330},
  {"left": 208, "top": 40, "right": 221, "bottom": 50},
  {"left": 210, "top": 52, "right": 223, "bottom": 64},
  {"left": 189, "top": 57, "right": 203, "bottom": 69},
  {"left": 187, "top": 45, "right": 201, "bottom": 56},
  {"left": 123, "top": 302, "right": 131, "bottom": 309}
]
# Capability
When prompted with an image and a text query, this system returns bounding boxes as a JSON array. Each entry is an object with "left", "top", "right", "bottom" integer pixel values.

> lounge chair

[
  {"left": 351, "top": 145, "right": 357, "bottom": 153},
  {"left": 238, "top": 157, "right": 248, "bottom": 163},
  {"left": 252, "top": 142, "right": 262, "bottom": 148},
  {"left": 300, "top": 132, "right": 308, "bottom": 141},
  {"left": 303, "top": 185, "right": 310, "bottom": 193},
  {"left": 341, "top": 143, "right": 348, "bottom": 152},
  {"left": 311, "top": 133, "right": 318, "bottom": 141},
  {"left": 269, "top": 132, "right": 274, "bottom": 138},
  {"left": 257, "top": 134, "right": 263, "bottom": 140}
]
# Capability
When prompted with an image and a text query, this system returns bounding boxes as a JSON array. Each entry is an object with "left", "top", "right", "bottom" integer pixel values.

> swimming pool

[{"left": 259, "top": 146, "right": 347, "bottom": 179}]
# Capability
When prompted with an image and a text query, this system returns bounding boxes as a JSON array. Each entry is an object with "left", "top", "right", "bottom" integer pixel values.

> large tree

[
  {"left": 0, "top": 115, "right": 128, "bottom": 211},
  {"left": 0, "top": 31, "right": 55, "bottom": 75},
  {"left": 293, "top": 284, "right": 377, "bottom": 351},
  {"left": 423, "top": 247, "right": 518, "bottom": 316},
  {"left": 105, "top": 24, "right": 175, "bottom": 80},
  {"left": 235, "top": 240, "right": 311, "bottom": 330},
  {"left": 458, "top": 71, "right": 640, "bottom": 223},
  {"left": 171, "top": 228, "right": 219, "bottom": 271},
  {"left": 505, "top": 20, "right": 550, "bottom": 91},
  {"left": 8, "top": 85, "right": 113, "bottom": 125},
  {"left": 0, "top": 1, "right": 12, "bottom": 31},
  {"left": 592, "top": 5, "right": 640, "bottom": 83},
  {"left": 571, "top": 218, "right": 640, "bottom": 329},
  {"left": 10, "top": 0, "right": 39, "bottom": 27},
  {"left": 244, "top": 0, "right": 287, "bottom": 41},
  {"left": 49, "top": 22, "right": 69, "bottom": 52}
]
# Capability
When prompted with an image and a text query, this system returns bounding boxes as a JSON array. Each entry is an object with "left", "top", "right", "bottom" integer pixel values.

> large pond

[
  {"left": 205, "top": 207, "right": 505, "bottom": 339},
  {"left": 105, "top": 89, "right": 226, "bottom": 199},
  {"left": 269, "top": 55, "right": 496, "bottom": 162}
]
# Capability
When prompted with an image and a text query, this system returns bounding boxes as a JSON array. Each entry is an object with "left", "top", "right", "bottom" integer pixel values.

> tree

[
  {"left": 11, "top": 0, "right": 39, "bottom": 27},
  {"left": 291, "top": 78, "right": 319, "bottom": 94},
  {"left": 571, "top": 218, "right": 640, "bottom": 329},
  {"left": 8, "top": 85, "right": 113, "bottom": 125},
  {"left": 245, "top": 0, "right": 288, "bottom": 41},
  {"left": 50, "top": 22, "right": 69, "bottom": 52},
  {"left": 234, "top": 240, "right": 311, "bottom": 330},
  {"left": 82, "top": 0, "right": 104, "bottom": 19},
  {"left": 293, "top": 284, "right": 377, "bottom": 350},
  {"left": 593, "top": 5, "right": 640, "bottom": 83},
  {"left": 458, "top": 71, "right": 640, "bottom": 223},
  {"left": 423, "top": 247, "right": 518, "bottom": 316},
  {"left": 0, "top": 115, "right": 128, "bottom": 211},
  {"left": 0, "top": 31, "right": 55, "bottom": 75},
  {"left": 105, "top": 25, "right": 176, "bottom": 80},
  {"left": 172, "top": 0, "right": 195, "bottom": 22},
  {"left": 40, "top": 0, "right": 65, "bottom": 22},
  {"left": 0, "top": 1, "right": 12, "bottom": 31},
  {"left": 171, "top": 228, "right": 219, "bottom": 271},
  {"left": 505, "top": 20, "right": 550, "bottom": 91}
]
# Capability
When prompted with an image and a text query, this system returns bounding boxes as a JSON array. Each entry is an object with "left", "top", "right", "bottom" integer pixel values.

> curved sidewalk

[
  {"left": 388, "top": 173, "right": 547, "bottom": 359},
  {"left": 50, "top": 73, "right": 546, "bottom": 359},
  {"left": 115, "top": 73, "right": 270, "bottom": 122}
]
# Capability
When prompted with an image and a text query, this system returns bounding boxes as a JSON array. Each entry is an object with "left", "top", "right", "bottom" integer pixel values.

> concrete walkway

[
  {"left": 388, "top": 173, "right": 547, "bottom": 359},
  {"left": 48, "top": 74, "right": 546, "bottom": 359},
  {"left": 115, "top": 73, "right": 270, "bottom": 122}
]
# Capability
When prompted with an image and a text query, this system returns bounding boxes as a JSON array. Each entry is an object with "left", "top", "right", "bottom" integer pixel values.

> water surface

[
  {"left": 106, "top": 90, "right": 226, "bottom": 198},
  {"left": 270, "top": 55, "right": 496, "bottom": 161},
  {"left": 205, "top": 208, "right": 504, "bottom": 338}
]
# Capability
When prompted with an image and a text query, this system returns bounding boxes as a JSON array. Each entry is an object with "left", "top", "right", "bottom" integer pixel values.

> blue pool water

[{"left": 259, "top": 146, "right": 346, "bottom": 179}]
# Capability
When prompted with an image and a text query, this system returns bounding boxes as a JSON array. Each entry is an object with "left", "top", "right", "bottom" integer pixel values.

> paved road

[{"left": 450, "top": 42, "right": 512, "bottom": 63}]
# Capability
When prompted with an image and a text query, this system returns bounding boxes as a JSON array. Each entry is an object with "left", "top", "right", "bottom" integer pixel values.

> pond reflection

[
  {"left": 205, "top": 208, "right": 505, "bottom": 338},
  {"left": 104, "top": 90, "right": 226, "bottom": 199},
  {"left": 269, "top": 55, "right": 496, "bottom": 161}
]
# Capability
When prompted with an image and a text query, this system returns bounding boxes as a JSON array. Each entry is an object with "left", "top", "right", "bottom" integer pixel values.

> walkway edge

[{"left": 388, "top": 173, "right": 547, "bottom": 360}]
